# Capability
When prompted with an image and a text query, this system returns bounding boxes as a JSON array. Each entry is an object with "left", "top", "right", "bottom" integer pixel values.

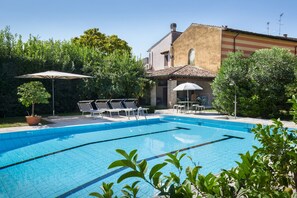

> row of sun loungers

[{"left": 77, "top": 99, "right": 148, "bottom": 120}]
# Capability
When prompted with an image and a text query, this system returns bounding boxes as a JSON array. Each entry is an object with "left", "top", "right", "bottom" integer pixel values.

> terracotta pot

[{"left": 25, "top": 116, "right": 41, "bottom": 126}]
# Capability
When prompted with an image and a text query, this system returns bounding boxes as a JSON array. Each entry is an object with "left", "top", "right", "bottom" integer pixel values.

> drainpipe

[
  {"left": 233, "top": 33, "right": 240, "bottom": 52},
  {"left": 170, "top": 44, "right": 174, "bottom": 67}
]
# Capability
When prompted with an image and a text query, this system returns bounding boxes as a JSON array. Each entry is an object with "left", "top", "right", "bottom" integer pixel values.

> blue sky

[{"left": 1, "top": 0, "right": 297, "bottom": 57}]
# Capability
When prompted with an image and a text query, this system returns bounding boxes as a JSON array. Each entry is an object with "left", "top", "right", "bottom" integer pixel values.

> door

[{"left": 163, "top": 87, "right": 168, "bottom": 107}]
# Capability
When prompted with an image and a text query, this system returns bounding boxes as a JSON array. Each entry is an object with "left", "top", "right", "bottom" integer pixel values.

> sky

[{"left": 1, "top": 0, "right": 297, "bottom": 58}]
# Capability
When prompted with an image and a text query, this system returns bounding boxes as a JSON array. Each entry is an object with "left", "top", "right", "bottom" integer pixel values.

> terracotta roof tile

[{"left": 147, "top": 65, "right": 216, "bottom": 78}]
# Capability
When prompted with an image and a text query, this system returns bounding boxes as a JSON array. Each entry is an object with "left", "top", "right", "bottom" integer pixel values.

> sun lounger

[
  {"left": 109, "top": 99, "right": 125, "bottom": 109},
  {"left": 109, "top": 99, "right": 136, "bottom": 119},
  {"left": 123, "top": 99, "right": 138, "bottom": 109},
  {"left": 77, "top": 100, "right": 105, "bottom": 118},
  {"left": 94, "top": 99, "right": 121, "bottom": 117},
  {"left": 121, "top": 99, "right": 138, "bottom": 119},
  {"left": 123, "top": 99, "right": 148, "bottom": 119}
]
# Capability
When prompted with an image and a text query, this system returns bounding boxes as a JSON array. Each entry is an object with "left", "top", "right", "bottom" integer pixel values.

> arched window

[{"left": 188, "top": 48, "right": 195, "bottom": 65}]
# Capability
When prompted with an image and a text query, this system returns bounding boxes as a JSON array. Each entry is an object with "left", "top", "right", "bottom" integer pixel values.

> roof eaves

[
  {"left": 173, "top": 74, "right": 215, "bottom": 78},
  {"left": 191, "top": 23, "right": 222, "bottom": 29},
  {"left": 147, "top": 32, "right": 171, "bottom": 52},
  {"left": 225, "top": 28, "right": 297, "bottom": 42},
  {"left": 170, "top": 65, "right": 187, "bottom": 75}
]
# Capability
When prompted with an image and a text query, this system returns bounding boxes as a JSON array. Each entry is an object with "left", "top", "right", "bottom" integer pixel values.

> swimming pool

[{"left": 0, "top": 115, "right": 259, "bottom": 197}]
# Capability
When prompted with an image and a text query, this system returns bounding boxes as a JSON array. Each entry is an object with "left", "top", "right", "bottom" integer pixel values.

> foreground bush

[{"left": 91, "top": 96, "right": 297, "bottom": 197}]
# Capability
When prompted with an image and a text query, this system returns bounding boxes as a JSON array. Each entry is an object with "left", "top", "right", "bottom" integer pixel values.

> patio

[{"left": 0, "top": 110, "right": 295, "bottom": 134}]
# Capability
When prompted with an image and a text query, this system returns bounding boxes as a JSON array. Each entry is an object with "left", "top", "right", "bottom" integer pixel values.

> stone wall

[
  {"left": 167, "top": 79, "right": 177, "bottom": 107},
  {"left": 150, "top": 84, "right": 157, "bottom": 106}
]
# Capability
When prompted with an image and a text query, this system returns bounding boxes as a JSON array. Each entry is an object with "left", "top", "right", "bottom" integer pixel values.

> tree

[
  {"left": 249, "top": 47, "right": 297, "bottom": 117},
  {"left": 211, "top": 51, "right": 251, "bottom": 116},
  {"left": 285, "top": 64, "right": 297, "bottom": 98},
  {"left": 82, "top": 51, "right": 150, "bottom": 99},
  {"left": 0, "top": 27, "right": 144, "bottom": 117},
  {"left": 72, "top": 28, "right": 132, "bottom": 55},
  {"left": 17, "top": 81, "right": 51, "bottom": 116},
  {"left": 212, "top": 47, "right": 297, "bottom": 118}
]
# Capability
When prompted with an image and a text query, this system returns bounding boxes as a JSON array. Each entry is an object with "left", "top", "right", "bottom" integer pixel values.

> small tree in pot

[{"left": 17, "top": 81, "right": 51, "bottom": 125}]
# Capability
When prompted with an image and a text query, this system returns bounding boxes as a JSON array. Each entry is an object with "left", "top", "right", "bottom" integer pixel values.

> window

[
  {"left": 188, "top": 48, "right": 195, "bottom": 65},
  {"left": 164, "top": 53, "right": 169, "bottom": 67}
]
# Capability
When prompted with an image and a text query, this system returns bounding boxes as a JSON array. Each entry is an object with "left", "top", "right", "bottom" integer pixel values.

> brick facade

[
  {"left": 172, "top": 24, "right": 297, "bottom": 74},
  {"left": 173, "top": 24, "right": 222, "bottom": 73},
  {"left": 222, "top": 31, "right": 297, "bottom": 59}
]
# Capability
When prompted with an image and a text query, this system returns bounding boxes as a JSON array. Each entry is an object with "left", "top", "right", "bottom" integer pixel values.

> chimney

[
  {"left": 222, "top": 25, "right": 228, "bottom": 30},
  {"left": 170, "top": 23, "right": 177, "bottom": 32},
  {"left": 283, "top": 34, "right": 288, "bottom": 38}
]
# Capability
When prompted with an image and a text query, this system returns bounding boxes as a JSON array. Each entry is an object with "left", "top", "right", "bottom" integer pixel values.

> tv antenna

[
  {"left": 279, "top": 13, "right": 284, "bottom": 35},
  {"left": 267, "top": 22, "right": 270, "bottom": 34}
]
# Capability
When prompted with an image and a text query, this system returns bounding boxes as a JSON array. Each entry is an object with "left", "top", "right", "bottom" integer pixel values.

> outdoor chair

[
  {"left": 77, "top": 100, "right": 105, "bottom": 118},
  {"left": 173, "top": 104, "right": 185, "bottom": 113},
  {"left": 122, "top": 99, "right": 138, "bottom": 109},
  {"left": 123, "top": 99, "right": 149, "bottom": 119},
  {"left": 109, "top": 99, "right": 125, "bottom": 109},
  {"left": 110, "top": 99, "right": 136, "bottom": 119},
  {"left": 192, "top": 104, "right": 205, "bottom": 113},
  {"left": 94, "top": 99, "right": 121, "bottom": 117}
]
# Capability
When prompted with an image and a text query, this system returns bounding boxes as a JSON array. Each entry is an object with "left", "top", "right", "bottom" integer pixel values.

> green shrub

[
  {"left": 212, "top": 48, "right": 297, "bottom": 118},
  {"left": 0, "top": 27, "right": 150, "bottom": 117},
  {"left": 144, "top": 106, "right": 156, "bottom": 114}
]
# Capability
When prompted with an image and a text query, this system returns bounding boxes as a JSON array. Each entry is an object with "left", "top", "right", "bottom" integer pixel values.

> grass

[
  {"left": 0, "top": 116, "right": 52, "bottom": 128},
  {"left": 0, "top": 112, "right": 81, "bottom": 128},
  {"left": 204, "top": 108, "right": 218, "bottom": 112}
]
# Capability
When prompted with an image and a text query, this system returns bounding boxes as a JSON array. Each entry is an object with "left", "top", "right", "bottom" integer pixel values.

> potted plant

[{"left": 17, "top": 81, "right": 51, "bottom": 126}]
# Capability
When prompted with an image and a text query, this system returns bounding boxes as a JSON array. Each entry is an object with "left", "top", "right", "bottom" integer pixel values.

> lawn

[
  {"left": 0, "top": 112, "right": 82, "bottom": 128},
  {"left": 0, "top": 116, "right": 51, "bottom": 128}
]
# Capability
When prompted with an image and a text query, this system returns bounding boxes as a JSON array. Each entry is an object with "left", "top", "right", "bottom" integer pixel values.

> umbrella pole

[{"left": 52, "top": 79, "right": 55, "bottom": 116}]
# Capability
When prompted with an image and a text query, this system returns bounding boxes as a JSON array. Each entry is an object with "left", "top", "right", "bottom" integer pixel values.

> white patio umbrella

[
  {"left": 16, "top": 70, "right": 92, "bottom": 116},
  {"left": 173, "top": 82, "right": 203, "bottom": 110}
]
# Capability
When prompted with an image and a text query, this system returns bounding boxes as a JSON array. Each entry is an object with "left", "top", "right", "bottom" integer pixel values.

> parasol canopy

[
  {"left": 173, "top": 82, "right": 203, "bottom": 110},
  {"left": 16, "top": 70, "right": 92, "bottom": 116}
]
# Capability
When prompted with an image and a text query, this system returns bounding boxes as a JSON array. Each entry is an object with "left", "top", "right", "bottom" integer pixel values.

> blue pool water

[{"left": 0, "top": 115, "right": 259, "bottom": 197}]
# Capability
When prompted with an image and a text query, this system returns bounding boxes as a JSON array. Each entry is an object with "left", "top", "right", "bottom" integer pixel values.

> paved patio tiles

[{"left": 0, "top": 109, "right": 295, "bottom": 134}]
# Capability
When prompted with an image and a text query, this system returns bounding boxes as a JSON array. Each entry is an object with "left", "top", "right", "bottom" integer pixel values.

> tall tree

[
  {"left": 72, "top": 28, "right": 132, "bottom": 55},
  {"left": 82, "top": 51, "right": 149, "bottom": 99}
]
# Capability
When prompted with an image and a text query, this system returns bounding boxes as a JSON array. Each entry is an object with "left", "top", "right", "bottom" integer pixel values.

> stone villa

[{"left": 146, "top": 23, "right": 297, "bottom": 108}]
